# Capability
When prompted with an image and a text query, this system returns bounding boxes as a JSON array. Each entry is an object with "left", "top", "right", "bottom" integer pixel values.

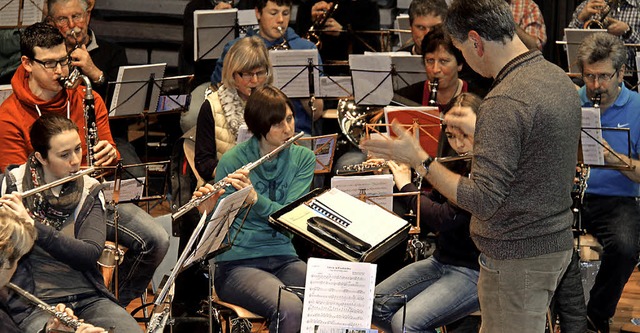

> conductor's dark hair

[
  {"left": 244, "top": 85, "right": 294, "bottom": 139},
  {"left": 445, "top": 0, "right": 516, "bottom": 44}
]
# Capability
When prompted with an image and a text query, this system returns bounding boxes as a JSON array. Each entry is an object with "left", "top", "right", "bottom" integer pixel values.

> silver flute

[
  {"left": 172, "top": 132, "right": 305, "bottom": 219},
  {"left": 6, "top": 282, "right": 110, "bottom": 331},
  {"left": 19, "top": 167, "right": 95, "bottom": 198}
]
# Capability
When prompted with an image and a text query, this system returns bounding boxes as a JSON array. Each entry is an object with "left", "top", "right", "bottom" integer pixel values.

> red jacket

[{"left": 0, "top": 66, "right": 118, "bottom": 171}]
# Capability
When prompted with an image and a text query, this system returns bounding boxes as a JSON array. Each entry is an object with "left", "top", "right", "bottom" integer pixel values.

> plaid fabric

[
  {"left": 510, "top": 0, "right": 547, "bottom": 49},
  {"left": 569, "top": 0, "right": 640, "bottom": 70}
]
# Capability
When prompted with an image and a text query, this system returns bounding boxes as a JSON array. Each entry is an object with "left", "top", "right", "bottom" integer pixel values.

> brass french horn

[{"left": 337, "top": 98, "right": 384, "bottom": 146}]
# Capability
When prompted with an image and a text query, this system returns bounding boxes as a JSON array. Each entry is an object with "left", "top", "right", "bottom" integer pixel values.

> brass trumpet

[
  {"left": 270, "top": 26, "right": 291, "bottom": 50},
  {"left": 583, "top": 0, "right": 618, "bottom": 29},
  {"left": 305, "top": 1, "right": 339, "bottom": 49}
]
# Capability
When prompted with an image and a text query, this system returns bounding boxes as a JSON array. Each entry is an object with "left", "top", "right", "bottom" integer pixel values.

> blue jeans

[
  {"left": 372, "top": 256, "right": 480, "bottom": 333},
  {"left": 478, "top": 249, "right": 572, "bottom": 333},
  {"left": 582, "top": 195, "right": 640, "bottom": 320},
  {"left": 18, "top": 293, "right": 142, "bottom": 332},
  {"left": 214, "top": 256, "right": 306, "bottom": 333},
  {"left": 107, "top": 203, "right": 170, "bottom": 306}
]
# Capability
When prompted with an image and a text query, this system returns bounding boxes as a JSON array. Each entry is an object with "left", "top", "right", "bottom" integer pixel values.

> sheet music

[
  {"left": 102, "top": 178, "right": 145, "bottom": 202},
  {"left": 349, "top": 54, "right": 393, "bottom": 105},
  {"left": 21, "top": 0, "right": 44, "bottom": 25},
  {"left": 318, "top": 76, "right": 353, "bottom": 98},
  {"left": 308, "top": 188, "right": 408, "bottom": 245},
  {"left": 194, "top": 9, "right": 237, "bottom": 61},
  {"left": 236, "top": 124, "right": 253, "bottom": 144},
  {"left": 269, "top": 49, "right": 320, "bottom": 98},
  {"left": 0, "top": 84, "right": 12, "bottom": 105},
  {"left": 331, "top": 175, "right": 394, "bottom": 212},
  {"left": 237, "top": 9, "right": 258, "bottom": 27},
  {"left": 301, "top": 257, "right": 377, "bottom": 333},
  {"left": 581, "top": 106, "right": 605, "bottom": 165},
  {"left": 395, "top": 14, "right": 411, "bottom": 45},
  {"left": 184, "top": 186, "right": 252, "bottom": 267},
  {"left": 0, "top": 0, "right": 20, "bottom": 27},
  {"left": 109, "top": 63, "right": 166, "bottom": 116}
]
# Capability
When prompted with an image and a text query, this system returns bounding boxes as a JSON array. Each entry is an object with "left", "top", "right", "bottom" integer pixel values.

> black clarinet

[{"left": 427, "top": 78, "right": 439, "bottom": 106}]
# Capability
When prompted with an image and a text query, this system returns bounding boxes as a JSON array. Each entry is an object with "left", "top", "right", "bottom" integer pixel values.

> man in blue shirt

[
  {"left": 210, "top": 0, "right": 324, "bottom": 134},
  {"left": 576, "top": 32, "right": 640, "bottom": 333}
]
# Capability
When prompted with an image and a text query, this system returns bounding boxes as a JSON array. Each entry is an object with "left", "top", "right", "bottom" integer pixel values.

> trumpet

[
  {"left": 6, "top": 282, "right": 113, "bottom": 332},
  {"left": 584, "top": 0, "right": 618, "bottom": 29},
  {"left": 305, "top": 1, "right": 339, "bottom": 49},
  {"left": 172, "top": 132, "right": 305, "bottom": 219},
  {"left": 270, "top": 26, "right": 291, "bottom": 50}
]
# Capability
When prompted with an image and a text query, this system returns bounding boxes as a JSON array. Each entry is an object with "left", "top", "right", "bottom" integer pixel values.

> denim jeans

[
  {"left": 478, "top": 249, "right": 572, "bottom": 333},
  {"left": 106, "top": 203, "right": 170, "bottom": 306},
  {"left": 18, "top": 293, "right": 142, "bottom": 332},
  {"left": 214, "top": 256, "right": 306, "bottom": 333},
  {"left": 372, "top": 256, "right": 480, "bottom": 333},
  {"left": 582, "top": 195, "right": 640, "bottom": 321}
]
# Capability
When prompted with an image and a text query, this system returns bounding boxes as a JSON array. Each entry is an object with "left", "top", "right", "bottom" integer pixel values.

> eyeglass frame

[
  {"left": 235, "top": 69, "right": 269, "bottom": 81},
  {"left": 582, "top": 70, "right": 619, "bottom": 84},
  {"left": 51, "top": 12, "right": 87, "bottom": 27},
  {"left": 31, "top": 56, "right": 72, "bottom": 69}
]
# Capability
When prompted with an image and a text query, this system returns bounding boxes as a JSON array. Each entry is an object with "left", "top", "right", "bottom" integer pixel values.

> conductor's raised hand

[
  {"left": 443, "top": 105, "right": 476, "bottom": 140},
  {"left": 360, "top": 120, "right": 428, "bottom": 167},
  {"left": 192, "top": 184, "right": 226, "bottom": 215}
]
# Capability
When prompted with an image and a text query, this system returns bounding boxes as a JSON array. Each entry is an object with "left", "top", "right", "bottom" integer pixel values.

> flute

[
  {"left": 20, "top": 167, "right": 95, "bottom": 198},
  {"left": 6, "top": 282, "right": 111, "bottom": 332},
  {"left": 172, "top": 132, "right": 305, "bottom": 219}
]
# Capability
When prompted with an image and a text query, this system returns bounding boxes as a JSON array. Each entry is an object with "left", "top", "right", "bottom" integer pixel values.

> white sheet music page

[
  {"left": 309, "top": 188, "right": 408, "bottom": 245},
  {"left": 318, "top": 76, "right": 353, "bottom": 98},
  {"left": 21, "top": 0, "right": 44, "bottom": 25},
  {"left": 193, "top": 9, "right": 238, "bottom": 61},
  {"left": 269, "top": 49, "right": 320, "bottom": 98},
  {"left": 301, "top": 257, "right": 377, "bottom": 332},
  {"left": 0, "top": 0, "right": 20, "bottom": 27},
  {"left": 349, "top": 54, "right": 393, "bottom": 105},
  {"left": 581, "top": 106, "right": 605, "bottom": 165},
  {"left": 331, "top": 174, "right": 394, "bottom": 212}
]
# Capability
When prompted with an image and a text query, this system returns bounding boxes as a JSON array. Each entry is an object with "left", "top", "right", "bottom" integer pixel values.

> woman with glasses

[
  {"left": 0, "top": 114, "right": 142, "bottom": 332},
  {"left": 194, "top": 85, "right": 314, "bottom": 333},
  {"left": 194, "top": 36, "right": 273, "bottom": 182}
]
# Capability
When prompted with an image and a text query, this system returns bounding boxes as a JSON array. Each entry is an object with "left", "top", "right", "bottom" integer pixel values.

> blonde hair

[
  {"left": 221, "top": 36, "right": 273, "bottom": 89},
  {"left": 0, "top": 210, "right": 36, "bottom": 269}
]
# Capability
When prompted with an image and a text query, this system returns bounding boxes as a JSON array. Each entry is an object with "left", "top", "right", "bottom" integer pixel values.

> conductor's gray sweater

[{"left": 458, "top": 50, "right": 581, "bottom": 260}]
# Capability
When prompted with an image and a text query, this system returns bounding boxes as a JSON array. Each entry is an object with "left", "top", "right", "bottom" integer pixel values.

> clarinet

[
  {"left": 592, "top": 93, "right": 602, "bottom": 109},
  {"left": 427, "top": 78, "right": 439, "bottom": 106},
  {"left": 81, "top": 75, "right": 98, "bottom": 167},
  {"left": 6, "top": 283, "right": 113, "bottom": 332},
  {"left": 171, "top": 132, "right": 305, "bottom": 219}
]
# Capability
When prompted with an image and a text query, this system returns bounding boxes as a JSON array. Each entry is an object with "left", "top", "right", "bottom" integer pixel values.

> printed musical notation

[{"left": 301, "top": 258, "right": 377, "bottom": 333}]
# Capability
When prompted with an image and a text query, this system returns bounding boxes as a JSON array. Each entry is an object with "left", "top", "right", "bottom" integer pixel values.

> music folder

[{"left": 269, "top": 188, "right": 411, "bottom": 262}]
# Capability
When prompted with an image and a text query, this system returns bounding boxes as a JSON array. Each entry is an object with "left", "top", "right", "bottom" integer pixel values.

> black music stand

[
  {"left": 138, "top": 185, "right": 253, "bottom": 333},
  {"left": 194, "top": 9, "right": 240, "bottom": 62},
  {"left": 349, "top": 54, "right": 394, "bottom": 106}
]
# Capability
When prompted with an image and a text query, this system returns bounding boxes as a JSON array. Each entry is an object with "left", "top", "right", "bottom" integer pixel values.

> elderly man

[{"left": 362, "top": 0, "right": 581, "bottom": 331}]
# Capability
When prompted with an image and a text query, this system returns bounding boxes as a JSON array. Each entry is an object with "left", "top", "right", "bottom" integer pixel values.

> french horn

[{"left": 337, "top": 98, "right": 385, "bottom": 147}]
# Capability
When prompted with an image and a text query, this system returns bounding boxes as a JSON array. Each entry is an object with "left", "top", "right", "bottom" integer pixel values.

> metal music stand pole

[{"left": 110, "top": 161, "right": 124, "bottom": 301}]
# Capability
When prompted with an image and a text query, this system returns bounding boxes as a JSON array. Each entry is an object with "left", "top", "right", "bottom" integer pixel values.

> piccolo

[
  {"left": 19, "top": 167, "right": 95, "bottom": 198},
  {"left": 172, "top": 132, "right": 305, "bottom": 219},
  {"left": 6, "top": 282, "right": 111, "bottom": 332}
]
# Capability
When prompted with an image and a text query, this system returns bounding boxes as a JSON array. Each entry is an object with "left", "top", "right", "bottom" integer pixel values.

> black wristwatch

[
  {"left": 623, "top": 26, "right": 633, "bottom": 39},
  {"left": 418, "top": 156, "right": 434, "bottom": 176}
]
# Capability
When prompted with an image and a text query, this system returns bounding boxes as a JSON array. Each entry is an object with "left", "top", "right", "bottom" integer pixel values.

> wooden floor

[{"left": 128, "top": 199, "right": 640, "bottom": 332}]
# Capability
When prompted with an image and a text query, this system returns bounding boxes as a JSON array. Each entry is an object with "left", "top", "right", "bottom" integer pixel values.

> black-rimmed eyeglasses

[{"left": 31, "top": 56, "right": 72, "bottom": 69}]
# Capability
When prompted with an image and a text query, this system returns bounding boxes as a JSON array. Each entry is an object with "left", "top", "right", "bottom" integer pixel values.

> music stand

[
  {"left": 194, "top": 9, "right": 239, "bottom": 62},
  {"left": 108, "top": 63, "right": 167, "bottom": 117},
  {"left": 0, "top": 0, "right": 44, "bottom": 28},
  {"left": 349, "top": 54, "right": 394, "bottom": 106},
  {"left": 295, "top": 134, "right": 338, "bottom": 174},
  {"left": 142, "top": 185, "right": 253, "bottom": 333}
]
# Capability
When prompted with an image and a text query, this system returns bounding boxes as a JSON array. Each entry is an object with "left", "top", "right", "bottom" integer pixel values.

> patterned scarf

[
  {"left": 22, "top": 154, "right": 83, "bottom": 230},
  {"left": 217, "top": 84, "right": 246, "bottom": 138}
]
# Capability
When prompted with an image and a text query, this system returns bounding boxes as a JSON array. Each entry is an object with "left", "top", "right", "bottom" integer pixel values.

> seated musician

[
  {"left": 0, "top": 209, "right": 106, "bottom": 333},
  {"left": 0, "top": 22, "right": 169, "bottom": 307},
  {"left": 195, "top": 85, "right": 315, "bottom": 332},
  {"left": 209, "top": 0, "right": 324, "bottom": 135},
  {"left": 195, "top": 36, "right": 273, "bottom": 182},
  {"left": 0, "top": 114, "right": 142, "bottom": 332},
  {"left": 398, "top": 0, "right": 447, "bottom": 56},
  {"left": 372, "top": 93, "right": 482, "bottom": 333}
]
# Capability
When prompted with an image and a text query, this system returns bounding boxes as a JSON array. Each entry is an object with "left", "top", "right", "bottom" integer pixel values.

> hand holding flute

[
  {"left": 47, "top": 303, "right": 108, "bottom": 333},
  {"left": 192, "top": 169, "right": 257, "bottom": 215}
]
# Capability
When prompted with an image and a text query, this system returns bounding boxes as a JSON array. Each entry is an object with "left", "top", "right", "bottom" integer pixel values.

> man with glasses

[
  {"left": 46, "top": 0, "right": 125, "bottom": 100},
  {"left": 575, "top": 32, "right": 640, "bottom": 333},
  {"left": 0, "top": 22, "right": 170, "bottom": 309},
  {"left": 210, "top": 0, "right": 324, "bottom": 135}
]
